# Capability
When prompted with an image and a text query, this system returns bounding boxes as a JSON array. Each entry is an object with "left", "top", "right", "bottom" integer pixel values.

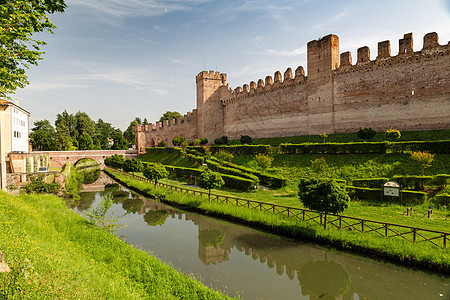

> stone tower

[
  {"left": 306, "top": 34, "right": 340, "bottom": 134},
  {"left": 195, "top": 71, "right": 227, "bottom": 142}
]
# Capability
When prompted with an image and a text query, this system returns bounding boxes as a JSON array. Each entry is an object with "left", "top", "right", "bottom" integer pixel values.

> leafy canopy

[
  {"left": 298, "top": 178, "right": 349, "bottom": 215},
  {"left": 1, "top": 0, "right": 66, "bottom": 98},
  {"left": 198, "top": 170, "right": 224, "bottom": 202},
  {"left": 159, "top": 111, "right": 183, "bottom": 123},
  {"left": 143, "top": 163, "right": 169, "bottom": 187}
]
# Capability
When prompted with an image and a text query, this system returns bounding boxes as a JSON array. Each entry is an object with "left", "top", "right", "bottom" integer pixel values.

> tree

[
  {"left": 55, "top": 123, "right": 75, "bottom": 150},
  {"left": 385, "top": 128, "right": 401, "bottom": 142},
  {"left": 159, "top": 111, "right": 183, "bottom": 123},
  {"left": 29, "top": 120, "right": 57, "bottom": 150},
  {"left": 75, "top": 111, "right": 96, "bottom": 138},
  {"left": 240, "top": 135, "right": 253, "bottom": 144},
  {"left": 55, "top": 110, "right": 77, "bottom": 140},
  {"left": 172, "top": 135, "right": 186, "bottom": 146},
  {"left": 84, "top": 195, "right": 125, "bottom": 233},
  {"left": 143, "top": 163, "right": 169, "bottom": 188},
  {"left": 254, "top": 153, "right": 273, "bottom": 173},
  {"left": 411, "top": 151, "right": 435, "bottom": 189},
  {"left": 310, "top": 157, "right": 331, "bottom": 179},
  {"left": 95, "top": 118, "right": 114, "bottom": 150},
  {"left": 198, "top": 170, "right": 224, "bottom": 203},
  {"left": 298, "top": 178, "right": 349, "bottom": 229},
  {"left": 78, "top": 131, "right": 93, "bottom": 150},
  {"left": 122, "top": 159, "right": 143, "bottom": 174},
  {"left": 214, "top": 149, "right": 233, "bottom": 166},
  {"left": 111, "top": 129, "right": 128, "bottom": 150},
  {"left": 143, "top": 118, "right": 149, "bottom": 125},
  {"left": 0, "top": 0, "right": 67, "bottom": 98},
  {"left": 124, "top": 117, "right": 142, "bottom": 146},
  {"left": 319, "top": 132, "right": 328, "bottom": 143},
  {"left": 357, "top": 127, "right": 376, "bottom": 141}
]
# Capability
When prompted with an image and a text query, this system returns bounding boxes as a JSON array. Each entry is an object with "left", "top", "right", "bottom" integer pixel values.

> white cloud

[{"left": 69, "top": 0, "right": 211, "bottom": 18}]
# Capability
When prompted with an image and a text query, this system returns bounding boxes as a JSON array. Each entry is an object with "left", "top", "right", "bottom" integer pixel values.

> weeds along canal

[{"left": 66, "top": 172, "right": 449, "bottom": 300}]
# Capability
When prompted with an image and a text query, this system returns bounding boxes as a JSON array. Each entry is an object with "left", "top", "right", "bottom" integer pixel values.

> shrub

[
  {"left": 220, "top": 174, "right": 255, "bottom": 191},
  {"left": 240, "top": 135, "right": 253, "bottom": 144},
  {"left": 104, "top": 154, "right": 126, "bottom": 169},
  {"left": 310, "top": 157, "right": 331, "bottom": 178},
  {"left": 385, "top": 129, "right": 401, "bottom": 141},
  {"left": 357, "top": 127, "right": 376, "bottom": 141},
  {"left": 172, "top": 136, "right": 186, "bottom": 146},
  {"left": 122, "top": 158, "right": 143, "bottom": 174},
  {"left": 298, "top": 178, "right": 350, "bottom": 215},
  {"left": 24, "top": 175, "right": 60, "bottom": 194},
  {"left": 199, "top": 137, "right": 208, "bottom": 145},
  {"left": 159, "top": 141, "right": 168, "bottom": 147}
]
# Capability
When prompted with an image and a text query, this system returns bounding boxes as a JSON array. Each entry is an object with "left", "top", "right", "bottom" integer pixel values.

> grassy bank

[
  {"left": 0, "top": 191, "right": 233, "bottom": 299},
  {"left": 105, "top": 169, "right": 450, "bottom": 273}
]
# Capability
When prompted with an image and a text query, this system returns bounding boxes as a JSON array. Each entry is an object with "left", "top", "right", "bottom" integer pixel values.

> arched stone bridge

[{"left": 40, "top": 150, "right": 138, "bottom": 169}]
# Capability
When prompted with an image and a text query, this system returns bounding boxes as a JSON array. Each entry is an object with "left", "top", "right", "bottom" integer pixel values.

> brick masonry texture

[{"left": 135, "top": 32, "right": 450, "bottom": 154}]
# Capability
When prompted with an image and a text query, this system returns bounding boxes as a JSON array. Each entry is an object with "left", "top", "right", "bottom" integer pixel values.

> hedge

[
  {"left": 391, "top": 140, "right": 450, "bottom": 154},
  {"left": 143, "top": 162, "right": 255, "bottom": 192},
  {"left": 206, "top": 160, "right": 260, "bottom": 185},
  {"left": 432, "top": 194, "right": 450, "bottom": 208},
  {"left": 280, "top": 142, "right": 388, "bottom": 154},
  {"left": 146, "top": 147, "right": 183, "bottom": 155},
  {"left": 220, "top": 160, "right": 287, "bottom": 188},
  {"left": 352, "top": 178, "right": 389, "bottom": 188},
  {"left": 187, "top": 140, "right": 450, "bottom": 155},
  {"left": 391, "top": 175, "right": 434, "bottom": 190},
  {"left": 430, "top": 174, "right": 450, "bottom": 189},
  {"left": 346, "top": 186, "right": 427, "bottom": 204}
]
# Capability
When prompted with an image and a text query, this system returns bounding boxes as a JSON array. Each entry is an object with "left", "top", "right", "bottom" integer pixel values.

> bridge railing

[{"left": 107, "top": 168, "right": 449, "bottom": 249}]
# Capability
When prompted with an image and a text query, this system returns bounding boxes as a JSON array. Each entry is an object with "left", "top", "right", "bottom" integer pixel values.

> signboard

[{"left": 383, "top": 181, "right": 400, "bottom": 197}]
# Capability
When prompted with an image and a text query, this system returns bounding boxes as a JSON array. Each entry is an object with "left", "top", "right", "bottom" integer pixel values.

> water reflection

[
  {"left": 298, "top": 260, "right": 351, "bottom": 299},
  {"left": 74, "top": 177, "right": 449, "bottom": 300}
]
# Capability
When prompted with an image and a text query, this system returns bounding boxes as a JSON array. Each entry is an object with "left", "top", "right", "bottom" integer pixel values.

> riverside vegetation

[
  {"left": 0, "top": 191, "right": 233, "bottom": 299},
  {"left": 111, "top": 130, "right": 449, "bottom": 271}
]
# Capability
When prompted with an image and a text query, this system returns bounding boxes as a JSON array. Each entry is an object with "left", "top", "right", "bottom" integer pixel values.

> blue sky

[{"left": 12, "top": 0, "right": 450, "bottom": 130}]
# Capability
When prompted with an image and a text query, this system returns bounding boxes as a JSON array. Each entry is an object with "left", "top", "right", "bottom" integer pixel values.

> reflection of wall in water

[{"left": 121, "top": 192, "right": 448, "bottom": 300}]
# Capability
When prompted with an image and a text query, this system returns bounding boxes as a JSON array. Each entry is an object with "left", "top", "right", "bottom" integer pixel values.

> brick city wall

[{"left": 136, "top": 32, "right": 450, "bottom": 153}]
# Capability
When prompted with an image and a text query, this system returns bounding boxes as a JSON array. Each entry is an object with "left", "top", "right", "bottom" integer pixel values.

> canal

[{"left": 68, "top": 173, "right": 449, "bottom": 299}]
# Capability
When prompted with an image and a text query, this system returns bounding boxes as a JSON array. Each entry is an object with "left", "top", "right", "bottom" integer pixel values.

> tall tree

[
  {"left": 55, "top": 123, "right": 75, "bottom": 150},
  {"left": 55, "top": 110, "right": 77, "bottom": 140},
  {"left": 75, "top": 111, "right": 95, "bottom": 138},
  {"left": 95, "top": 118, "right": 113, "bottom": 150},
  {"left": 78, "top": 131, "right": 93, "bottom": 150},
  {"left": 0, "top": 0, "right": 66, "bottom": 98},
  {"left": 111, "top": 129, "right": 128, "bottom": 150},
  {"left": 124, "top": 117, "right": 142, "bottom": 146},
  {"left": 29, "top": 120, "right": 57, "bottom": 150},
  {"left": 159, "top": 111, "right": 183, "bottom": 123}
]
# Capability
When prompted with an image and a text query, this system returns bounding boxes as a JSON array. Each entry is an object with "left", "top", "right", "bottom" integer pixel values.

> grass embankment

[
  {"left": 0, "top": 191, "right": 233, "bottom": 299},
  {"left": 105, "top": 169, "right": 450, "bottom": 273}
]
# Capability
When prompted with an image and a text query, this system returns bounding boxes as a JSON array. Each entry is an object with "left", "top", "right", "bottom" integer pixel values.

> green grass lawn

[
  {"left": 106, "top": 169, "right": 450, "bottom": 267},
  {"left": 0, "top": 191, "right": 232, "bottom": 299}
]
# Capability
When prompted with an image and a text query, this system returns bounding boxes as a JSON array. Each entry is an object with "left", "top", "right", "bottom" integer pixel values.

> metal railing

[{"left": 108, "top": 168, "right": 449, "bottom": 249}]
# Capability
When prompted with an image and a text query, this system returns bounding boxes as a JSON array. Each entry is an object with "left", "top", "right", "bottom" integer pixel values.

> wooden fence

[{"left": 109, "top": 168, "right": 449, "bottom": 249}]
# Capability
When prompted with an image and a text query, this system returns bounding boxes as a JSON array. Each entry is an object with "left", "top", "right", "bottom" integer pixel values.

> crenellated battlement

[
  {"left": 138, "top": 30, "right": 449, "bottom": 150},
  {"left": 221, "top": 66, "right": 306, "bottom": 106},
  {"left": 335, "top": 32, "right": 449, "bottom": 75},
  {"left": 196, "top": 70, "right": 227, "bottom": 85}
]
